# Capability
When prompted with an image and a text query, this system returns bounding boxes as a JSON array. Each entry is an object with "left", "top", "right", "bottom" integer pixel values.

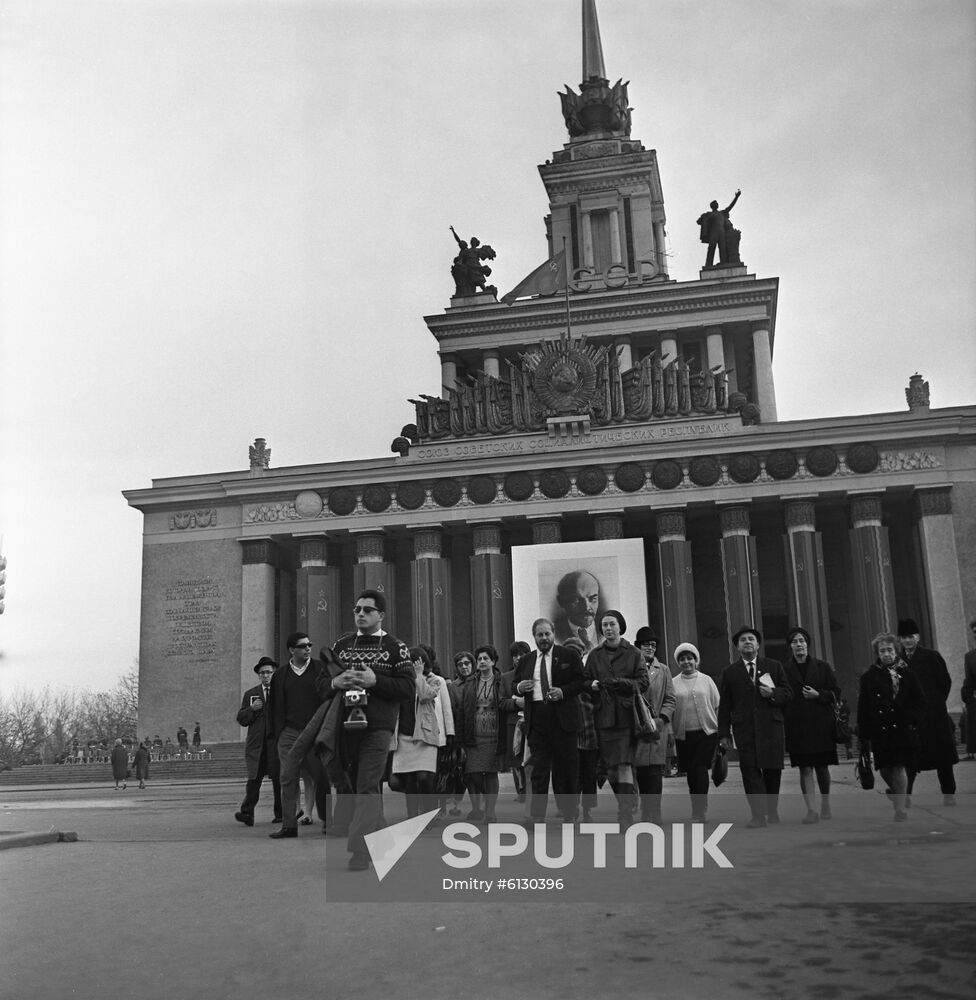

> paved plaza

[{"left": 1, "top": 762, "right": 974, "bottom": 1000}]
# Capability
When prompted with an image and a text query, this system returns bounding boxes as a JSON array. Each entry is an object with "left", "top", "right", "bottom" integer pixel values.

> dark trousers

[
  {"left": 527, "top": 703, "right": 579, "bottom": 821},
  {"left": 578, "top": 747, "right": 599, "bottom": 812},
  {"left": 277, "top": 727, "right": 331, "bottom": 829},
  {"left": 326, "top": 728, "right": 391, "bottom": 856},
  {"left": 907, "top": 763, "right": 956, "bottom": 795},
  {"left": 635, "top": 764, "right": 663, "bottom": 819},
  {"left": 239, "top": 743, "right": 282, "bottom": 819},
  {"left": 740, "top": 765, "right": 782, "bottom": 819}
]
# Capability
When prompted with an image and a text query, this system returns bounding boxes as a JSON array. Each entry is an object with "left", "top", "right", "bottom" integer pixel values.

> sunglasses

[
  {"left": 353, "top": 605, "right": 379, "bottom": 615},
  {"left": 293, "top": 642, "right": 312, "bottom": 649}
]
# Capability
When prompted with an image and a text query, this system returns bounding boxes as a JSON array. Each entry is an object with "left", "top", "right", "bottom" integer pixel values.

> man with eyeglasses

[
  {"left": 235, "top": 656, "right": 282, "bottom": 826},
  {"left": 326, "top": 589, "right": 414, "bottom": 871},
  {"left": 268, "top": 632, "right": 333, "bottom": 839}
]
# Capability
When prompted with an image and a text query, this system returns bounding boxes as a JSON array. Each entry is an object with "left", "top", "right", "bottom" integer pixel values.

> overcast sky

[{"left": 1, "top": 0, "right": 973, "bottom": 695}]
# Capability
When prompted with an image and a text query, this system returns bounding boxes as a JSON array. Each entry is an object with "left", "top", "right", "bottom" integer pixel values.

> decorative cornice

[
  {"left": 784, "top": 500, "right": 816, "bottom": 532},
  {"left": 413, "top": 527, "right": 443, "bottom": 559},
  {"left": 355, "top": 533, "right": 385, "bottom": 564},
  {"left": 169, "top": 509, "right": 216, "bottom": 531},
  {"left": 472, "top": 524, "right": 502, "bottom": 555},
  {"left": 656, "top": 510, "right": 686, "bottom": 542},
  {"left": 719, "top": 506, "right": 750, "bottom": 536},
  {"left": 850, "top": 495, "right": 883, "bottom": 528},
  {"left": 298, "top": 538, "right": 329, "bottom": 566}
]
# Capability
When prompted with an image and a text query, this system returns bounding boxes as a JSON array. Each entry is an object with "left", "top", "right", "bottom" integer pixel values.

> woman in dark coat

[
  {"left": 782, "top": 626, "right": 841, "bottom": 823},
  {"left": 585, "top": 611, "right": 649, "bottom": 826},
  {"left": 857, "top": 633, "right": 925, "bottom": 822},
  {"left": 110, "top": 739, "right": 128, "bottom": 790},
  {"left": 133, "top": 740, "right": 151, "bottom": 789},
  {"left": 456, "top": 645, "right": 507, "bottom": 823}
]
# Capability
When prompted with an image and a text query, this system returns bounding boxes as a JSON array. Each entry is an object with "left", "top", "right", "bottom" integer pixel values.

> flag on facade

[{"left": 501, "top": 250, "right": 567, "bottom": 305}]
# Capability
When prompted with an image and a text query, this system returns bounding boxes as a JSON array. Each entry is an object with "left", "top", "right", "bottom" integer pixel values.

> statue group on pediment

[{"left": 409, "top": 341, "right": 733, "bottom": 443}]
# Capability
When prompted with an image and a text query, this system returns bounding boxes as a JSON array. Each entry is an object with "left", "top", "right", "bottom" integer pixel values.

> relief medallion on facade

[
  {"left": 327, "top": 487, "right": 357, "bottom": 516},
  {"left": 539, "top": 469, "right": 571, "bottom": 499},
  {"left": 614, "top": 462, "right": 646, "bottom": 492},
  {"left": 728, "top": 453, "right": 761, "bottom": 484},
  {"left": 688, "top": 456, "right": 722, "bottom": 487},
  {"left": 651, "top": 460, "right": 683, "bottom": 490},
  {"left": 805, "top": 446, "right": 838, "bottom": 477},
  {"left": 362, "top": 485, "right": 392, "bottom": 513},
  {"left": 576, "top": 466, "right": 608, "bottom": 496},
  {"left": 396, "top": 482, "right": 426, "bottom": 510},
  {"left": 467, "top": 475, "right": 498, "bottom": 504},
  {"left": 530, "top": 340, "right": 601, "bottom": 415},
  {"left": 846, "top": 443, "right": 879, "bottom": 474},
  {"left": 504, "top": 472, "right": 535, "bottom": 501},
  {"left": 432, "top": 478, "right": 463, "bottom": 507},
  {"left": 294, "top": 490, "right": 324, "bottom": 518},
  {"left": 765, "top": 450, "right": 798, "bottom": 480}
]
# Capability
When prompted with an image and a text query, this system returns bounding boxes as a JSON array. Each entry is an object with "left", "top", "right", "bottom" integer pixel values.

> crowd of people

[{"left": 234, "top": 591, "right": 967, "bottom": 871}]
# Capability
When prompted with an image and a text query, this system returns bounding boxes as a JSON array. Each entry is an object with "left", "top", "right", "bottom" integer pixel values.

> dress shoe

[
  {"left": 466, "top": 809, "right": 485, "bottom": 822},
  {"left": 348, "top": 852, "right": 370, "bottom": 871},
  {"left": 802, "top": 811, "right": 820, "bottom": 825},
  {"left": 271, "top": 817, "right": 282, "bottom": 824},
  {"left": 484, "top": 814, "right": 497, "bottom": 825},
  {"left": 269, "top": 827, "right": 297, "bottom": 839},
  {"left": 581, "top": 809, "right": 592, "bottom": 823},
  {"left": 299, "top": 816, "right": 313, "bottom": 826},
  {"left": 234, "top": 811, "right": 254, "bottom": 827},
  {"left": 746, "top": 816, "right": 767, "bottom": 829},
  {"left": 893, "top": 810, "right": 909, "bottom": 822}
]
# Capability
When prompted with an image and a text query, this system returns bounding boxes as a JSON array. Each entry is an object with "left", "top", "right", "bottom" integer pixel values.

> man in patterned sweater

[{"left": 327, "top": 589, "right": 415, "bottom": 871}]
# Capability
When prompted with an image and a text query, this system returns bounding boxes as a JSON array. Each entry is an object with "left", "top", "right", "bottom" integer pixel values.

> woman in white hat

[{"left": 670, "top": 643, "right": 720, "bottom": 822}]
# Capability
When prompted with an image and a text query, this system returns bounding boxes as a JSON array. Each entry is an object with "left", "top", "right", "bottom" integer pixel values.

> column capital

[
  {"left": 530, "top": 518, "right": 562, "bottom": 545},
  {"left": 656, "top": 509, "right": 686, "bottom": 542},
  {"left": 915, "top": 488, "right": 952, "bottom": 518},
  {"left": 353, "top": 531, "right": 385, "bottom": 563},
  {"left": 719, "top": 505, "right": 750, "bottom": 537},
  {"left": 850, "top": 494, "right": 883, "bottom": 528},
  {"left": 298, "top": 537, "right": 329, "bottom": 566},
  {"left": 240, "top": 538, "right": 277, "bottom": 566},
  {"left": 472, "top": 523, "right": 502, "bottom": 555},
  {"left": 594, "top": 513, "right": 624, "bottom": 540},
  {"left": 784, "top": 500, "right": 816, "bottom": 533},
  {"left": 413, "top": 526, "right": 443, "bottom": 559}
]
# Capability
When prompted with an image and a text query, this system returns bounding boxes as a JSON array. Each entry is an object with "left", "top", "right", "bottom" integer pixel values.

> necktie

[
  {"left": 747, "top": 662, "right": 756, "bottom": 684},
  {"left": 578, "top": 627, "right": 588, "bottom": 645},
  {"left": 540, "top": 653, "right": 550, "bottom": 699},
  {"left": 263, "top": 686, "right": 269, "bottom": 701}
]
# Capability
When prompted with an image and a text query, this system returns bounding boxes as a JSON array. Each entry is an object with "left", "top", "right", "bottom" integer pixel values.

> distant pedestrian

[
  {"left": 177, "top": 726, "right": 189, "bottom": 751},
  {"left": 192, "top": 723, "right": 201, "bottom": 748},
  {"left": 235, "top": 657, "right": 282, "bottom": 827},
  {"left": 110, "top": 739, "right": 128, "bottom": 790},
  {"left": 134, "top": 740, "right": 151, "bottom": 788}
]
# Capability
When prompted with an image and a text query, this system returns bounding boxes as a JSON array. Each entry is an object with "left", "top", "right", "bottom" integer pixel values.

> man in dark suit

[
  {"left": 514, "top": 618, "right": 586, "bottom": 824},
  {"left": 899, "top": 617, "right": 958, "bottom": 805},
  {"left": 234, "top": 656, "right": 282, "bottom": 826},
  {"left": 269, "top": 631, "right": 333, "bottom": 839},
  {"left": 962, "top": 616, "right": 976, "bottom": 760},
  {"left": 718, "top": 625, "right": 792, "bottom": 827}
]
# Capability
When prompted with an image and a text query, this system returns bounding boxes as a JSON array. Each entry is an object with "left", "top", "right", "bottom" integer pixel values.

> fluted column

[
  {"left": 751, "top": 325, "right": 778, "bottom": 422},
  {"left": 782, "top": 500, "right": 833, "bottom": 662},
  {"left": 608, "top": 207, "right": 622, "bottom": 263},
  {"left": 240, "top": 539, "right": 277, "bottom": 694},
  {"left": 653, "top": 221, "right": 668, "bottom": 277},
  {"left": 581, "top": 212, "right": 594, "bottom": 268},
  {"left": 719, "top": 505, "right": 762, "bottom": 653},
  {"left": 660, "top": 334, "right": 678, "bottom": 367},
  {"left": 411, "top": 526, "right": 454, "bottom": 666},
  {"left": 482, "top": 349, "right": 500, "bottom": 379},
  {"left": 441, "top": 354, "right": 457, "bottom": 397},
  {"left": 915, "top": 489, "right": 967, "bottom": 710},
  {"left": 706, "top": 326, "right": 725, "bottom": 371},
  {"left": 352, "top": 531, "right": 396, "bottom": 635},
  {"left": 296, "top": 536, "right": 340, "bottom": 655},
  {"left": 469, "top": 523, "right": 513, "bottom": 667},
  {"left": 656, "top": 510, "right": 698, "bottom": 666},
  {"left": 848, "top": 494, "right": 896, "bottom": 660},
  {"left": 613, "top": 337, "right": 632, "bottom": 373}
]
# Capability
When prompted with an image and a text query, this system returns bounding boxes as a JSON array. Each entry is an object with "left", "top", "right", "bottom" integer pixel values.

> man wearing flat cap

[
  {"left": 898, "top": 617, "right": 956, "bottom": 805},
  {"left": 235, "top": 656, "right": 282, "bottom": 826},
  {"left": 718, "top": 626, "right": 792, "bottom": 827}
]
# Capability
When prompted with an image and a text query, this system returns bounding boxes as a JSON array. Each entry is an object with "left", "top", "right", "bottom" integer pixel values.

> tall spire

[
  {"left": 559, "top": 0, "right": 631, "bottom": 139},
  {"left": 582, "top": 0, "right": 606, "bottom": 82}
]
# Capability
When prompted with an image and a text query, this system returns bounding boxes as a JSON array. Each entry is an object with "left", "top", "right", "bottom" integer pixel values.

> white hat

[{"left": 673, "top": 642, "right": 700, "bottom": 663}]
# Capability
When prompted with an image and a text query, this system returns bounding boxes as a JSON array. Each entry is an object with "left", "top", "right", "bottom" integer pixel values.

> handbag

[
  {"left": 632, "top": 693, "right": 659, "bottom": 742},
  {"left": 831, "top": 694, "right": 852, "bottom": 744},
  {"left": 855, "top": 749, "right": 875, "bottom": 790},
  {"left": 711, "top": 744, "right": 728, "bottom": 787}
]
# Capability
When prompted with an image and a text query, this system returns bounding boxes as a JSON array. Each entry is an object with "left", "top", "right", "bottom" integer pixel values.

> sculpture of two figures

[
  {"left": 450, "top": 226, "right": 497, "bottom": 297},
  {"left": 697, "top": 189, "right": 742, "bottom": 267}
]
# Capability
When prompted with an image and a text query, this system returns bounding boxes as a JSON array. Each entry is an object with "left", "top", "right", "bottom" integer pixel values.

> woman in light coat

[{"left": 671, "top": 643, "right": 721, "bottom": 822}]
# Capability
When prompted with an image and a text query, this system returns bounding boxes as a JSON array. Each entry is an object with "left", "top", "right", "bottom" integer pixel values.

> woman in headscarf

[
  {"left": 633, "top": 627, "right": 675, "bottom": 824},
  {"left": 585, "top": 610, "right": 649, "bottom": 828},
  {"left": 456, "top": 644, "right": 507, "bottom": 823},
  {"left": 782, "top": 626, "right": 841, "bottom": 823},
  {"left": 857, "top": 633, "right": 925, "bottom": 822},
  {"left": 670, "top": 643, "right": 721, "bottom": 822}
]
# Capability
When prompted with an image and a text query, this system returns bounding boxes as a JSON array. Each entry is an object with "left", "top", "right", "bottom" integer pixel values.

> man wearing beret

[
  {"left": 235, "top": 656, "right": 282, "bottom": 826},
  {"left": 718, "top": 626, "right": 792, "bottom": 827},
  {"left": 898, "top": 617, "right": 956, "bottom": 806}
]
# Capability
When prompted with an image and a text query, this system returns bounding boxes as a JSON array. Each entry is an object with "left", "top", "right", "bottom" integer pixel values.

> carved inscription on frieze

[{"left": 163, "top": 577, "right": 221, "bottom": 663}]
